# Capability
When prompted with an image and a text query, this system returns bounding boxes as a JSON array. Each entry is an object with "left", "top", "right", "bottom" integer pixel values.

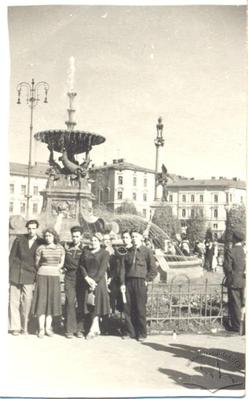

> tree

[
  {"left": 152, "top": 205, "right": 181, "bottom": 238},
  {"left": 225, "top": 204, "right": 246, "bottom": 243},
  {"left": 115, "top": 200, "right": 138, "bottom": 215},
  {"left": 186, "top": 207, "right": 206, "bottom": 248}
]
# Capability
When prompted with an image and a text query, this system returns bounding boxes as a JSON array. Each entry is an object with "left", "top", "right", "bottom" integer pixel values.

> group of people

[{"left": 9, "top": 220, "right": 157, "bottom": 341}]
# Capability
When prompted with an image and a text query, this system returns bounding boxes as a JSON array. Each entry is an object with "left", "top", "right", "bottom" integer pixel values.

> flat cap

[{"left": 232, "top": 229, "right": 245, "bottom": 242}]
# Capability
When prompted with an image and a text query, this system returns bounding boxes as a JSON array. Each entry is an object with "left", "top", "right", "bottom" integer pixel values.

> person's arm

[
  {"left": 58, "top": 246, "right": 65, "bottom": 271},
  {"left": 223, "top": 247, "right": 233, "bottom": 276},
  {"left": 79, "top": 252, "right": 97, "bottom": 289},
  {"left": 146, "top": 248, "right": 158, "bottom": 282},
  {"left": 35, "top": 246, "right": 42, "bottom": 270},
  {"left": 9, "top": 237, "right": 19, "bottom": 265},
  {"left": 94, "top": 251, "right": 110, "bottom": 283}
]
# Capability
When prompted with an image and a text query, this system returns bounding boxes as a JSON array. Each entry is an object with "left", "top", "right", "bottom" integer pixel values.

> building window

[
  {"left": 133, "top": 176, "right": 137, "bottom": 187},
  {"left": 21, "top": 185, "right": 26, "bottom": 195},
  {"left": 213, "top": 223, "right": 218, "bottom": 229},
  {"left": 143, "top": 193, "right": 147, "bottom": 202},
  {"left": 118, "top": 176, "right": 123, "bottom": 185},
  {"left": 226, "top": 193, "right": 229, "bottom": 203},
  {"left": 33, "top": 186, "right": 39, "bottom": 196},
  {"left": 200, "top": 195, "right": 204, "bottom": 203},
  {"left": 214, "top": 209, "right": 218, "bottom": 218},
  {"left": 20, "top": 202, "right": 26, "bottom": 214},
  {"left": 230, "top": 194, "right": 232, "bottom": 202},
  {"left": 9, "top": 202, "right": 14, "bottom": 212},
  {"left": 143, "top": 209, "right": 147, "bottom": 218},
  {"left": 214, "top": 194, "right": 218, "bottom": 203},
  {"left": 191, "top": 195, "right": 195, "bottom": 203},
  {"left": 182, "top": 194, "right": 186, "bottom": 202},
  {"left": 132, "top": 192, "right": 137, "bottom": 201},
  {"left": 144, "top": 178, "right": 147, "bottom": 187},
  {"left": 169, "top": 194, "right": 173, "bottom": 202},
  {"left": 117, "top": 191, "right": 123, "bottom": 200},
  {"left": 241, "top": 196, "right": 243, "bottom": 203},
  {"left": 10, "top": 184, "right": 14, "bottom": 194},
  {"left": 199, "top": 208, "right": 204, "bottom": 217},
  {"left": 182, "top": 209, "right": 186, "bottom": 218},
  {"left": 33, "top": 203, "right": 38, "bottom": 214},
  {"left": 191, "top": 208, "right": 195, "bottom": 218}
]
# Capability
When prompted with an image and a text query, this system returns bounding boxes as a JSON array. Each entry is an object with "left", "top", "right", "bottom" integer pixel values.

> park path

[{"left": 1, "top": 332, "right": 245, "bottom": 397}]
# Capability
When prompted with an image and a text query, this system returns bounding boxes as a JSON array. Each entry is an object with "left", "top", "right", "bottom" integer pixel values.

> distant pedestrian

[
  {"left": 9, "top": 219, "right": 43, "bottom": 335},
  {"left": 204, "top": 238, "right": 214, "bottom": 270},
  {"left": 32, "top": 228, "right": 65, "bottom": 338},
  {"left": 223, "top": 229, "right": 246, "bottom": 332}
]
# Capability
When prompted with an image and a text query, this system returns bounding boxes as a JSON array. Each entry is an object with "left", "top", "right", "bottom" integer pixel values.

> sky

[{"left": 7, "top": 4, "right": 247, "bottom": 180}]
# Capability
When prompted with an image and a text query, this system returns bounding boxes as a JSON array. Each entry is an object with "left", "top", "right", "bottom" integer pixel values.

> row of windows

[
  {"left": 181, "top": 208, "right": 219, "bottom": 218},
  {"left": 10, "top": 184, "right": 39, "bottom": 196},
  {"left": 118, "top": 176, "right": 147, "bottom": 187},
  {"left": 117, "top": 191, "right": 147, "bottom": 201},
  {"left": 169, "top": 194, "right": 221, "bottom": 203},
  {"left": 9, "top": 202, "right": 38, "bottom": 214}
]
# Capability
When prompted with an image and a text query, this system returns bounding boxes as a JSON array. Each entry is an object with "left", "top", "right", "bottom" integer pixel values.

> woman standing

[
  {"left": 32, "top": 228, "right": 65, "bottom": 338},
  {"left": 79, "top": 232, "right": 110, "bottom": 339}
]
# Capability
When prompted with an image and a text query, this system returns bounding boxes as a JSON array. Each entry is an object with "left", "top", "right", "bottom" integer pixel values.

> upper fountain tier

[{"left": 34, "top": 129, "right": 105, "bottom": 154}]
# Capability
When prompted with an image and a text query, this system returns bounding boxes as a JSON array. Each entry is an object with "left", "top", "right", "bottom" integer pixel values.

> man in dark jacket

[
  {"left": 223, "top": 229, "right": 246, "bottom": 332},
  {"left": 9, "top": 219, "right": 42, "bottom": 335},
  {"left": 120, "top": 230, "right": 157, "bottom": 341},
  {"left": 63, "top": 226, "right": 85, "bottom": 338}
]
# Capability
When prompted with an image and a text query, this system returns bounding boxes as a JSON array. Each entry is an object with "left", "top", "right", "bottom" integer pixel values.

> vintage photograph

[{"left": 3, "top": 2, "right": 246, "bottom": 397}]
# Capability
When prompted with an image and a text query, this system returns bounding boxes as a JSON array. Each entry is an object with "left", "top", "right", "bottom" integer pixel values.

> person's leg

[
  {"left": 9, "top": 284, "right": 21, "bottom": 333},
  {"left": 123, "top": 280, "right": 136, "bottom": 338},
  {"left": 228, "top": 287, "right": 242, "bottom": 331},
  {"left": 76, "top": 281, "right": 85, "bottom": 336},
  {"left": 20, "top": 284, "right": 34, "bottom": 333},
  {"left": 38, "top": 314, "right": 45, "bottom": 338},
  {"left": 134, "top": 279, "right": 147, "bottom": 339},
  {"left": 64, "top": 278, "right": 77, "bottom": 336},
  {"left": 45, "top": 315, "right": 53, "bottom": 336}
]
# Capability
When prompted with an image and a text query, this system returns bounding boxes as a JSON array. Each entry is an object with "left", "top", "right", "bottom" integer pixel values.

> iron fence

[{"left": 146, "top": 276, "right": 227, "bottom": 334}]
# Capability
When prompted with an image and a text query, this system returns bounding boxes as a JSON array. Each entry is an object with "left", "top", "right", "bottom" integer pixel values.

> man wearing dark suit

[
  {"left": 120, "top": 230, "right": 157, "bottom": 341},
  {"left": 223, "top": 229, "right": 246, "bottom": 332},
  {"left": 9, "top": 219, "right": 42, "bottom": 335},
  {"left": 63, "top": 226, "right": 85, "bottom": 338}
]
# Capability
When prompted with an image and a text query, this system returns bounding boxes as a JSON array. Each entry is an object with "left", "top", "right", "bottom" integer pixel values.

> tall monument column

[{"left": 154, "top": 117, "right": 164, "bottom": 200}]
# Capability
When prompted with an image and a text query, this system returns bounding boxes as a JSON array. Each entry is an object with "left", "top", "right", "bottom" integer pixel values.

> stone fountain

[{"left": 34, "top": 91, "right": 106, "bottom": 240}]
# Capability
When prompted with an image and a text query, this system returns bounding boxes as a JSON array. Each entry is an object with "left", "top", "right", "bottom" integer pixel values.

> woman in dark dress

[{"left": 79, "top": 232, "right": 110, "bottom": 339}]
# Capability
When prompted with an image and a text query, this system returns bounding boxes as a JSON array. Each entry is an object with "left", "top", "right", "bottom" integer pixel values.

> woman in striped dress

[{"left": 32, "top": 228, "right": 65, "bottom": 338}]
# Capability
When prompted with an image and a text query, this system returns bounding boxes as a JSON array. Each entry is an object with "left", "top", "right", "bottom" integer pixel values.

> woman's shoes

[
  {"left": 38, "top": 329, "right": 45, "bottom": 338},
  {"left": 46, "top": 328, "right": 54, "bottom": 337}
]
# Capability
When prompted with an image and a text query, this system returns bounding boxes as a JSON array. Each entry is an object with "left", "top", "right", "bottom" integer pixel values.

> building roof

[
  {"left": 167, "top": 178, "right": 246, "bottom": 190},
  {"left": 10, "top": 162, "right": 48, "bottom": 178},
  {"left": 91, "top": 159, "right": 156, "bottom": 174}
]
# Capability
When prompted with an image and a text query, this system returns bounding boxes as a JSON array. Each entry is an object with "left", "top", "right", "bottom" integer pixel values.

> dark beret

[{"left": 232, "top": 229, "right": 245, "bottom": 242}]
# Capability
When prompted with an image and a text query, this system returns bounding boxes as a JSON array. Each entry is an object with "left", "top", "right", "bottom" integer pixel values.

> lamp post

[
  {"left": 154, "top": 116, "right": 164, "bottom": 200},
  {"left": 17, "top": 78, "right": 49, "bottom": 219}
]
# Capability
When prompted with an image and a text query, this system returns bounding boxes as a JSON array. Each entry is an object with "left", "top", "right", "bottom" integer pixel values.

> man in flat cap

[
  {"left": 63, "top": 226, "right": 85, "bottom": 338},
  {"left": 223, "top": 229, "right": 246, "bottom": 332},
  {"left": 120, "top": 229, "right": 157, "bottom": 341}
]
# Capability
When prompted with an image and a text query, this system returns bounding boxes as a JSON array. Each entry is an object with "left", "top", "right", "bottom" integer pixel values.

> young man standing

[
  {"left": 223, "top": 229, "right": 246, "bottom": 332},
  {"left": 9, "top": 219, "right": 42, "bottom": 335},
  {"left": 120, "top": 230, "right": 157, "bottom": 341},
  {"left": 63, "top": 226, "right": 85, "bottom": 338}
]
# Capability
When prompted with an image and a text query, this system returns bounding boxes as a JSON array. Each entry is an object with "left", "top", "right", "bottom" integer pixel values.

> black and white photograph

[{"left": 1, "top": 1, "right": 246, "bottom": 397}]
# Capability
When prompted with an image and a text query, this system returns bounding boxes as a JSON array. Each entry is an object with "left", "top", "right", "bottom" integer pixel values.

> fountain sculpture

[{"left": 34, "top": 90, "right": 106, "bottom": 240}]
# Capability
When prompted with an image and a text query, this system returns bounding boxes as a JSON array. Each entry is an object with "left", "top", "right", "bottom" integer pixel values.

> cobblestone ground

[{"left": 1, "top": 331, "right": 245, "bottom": 397}]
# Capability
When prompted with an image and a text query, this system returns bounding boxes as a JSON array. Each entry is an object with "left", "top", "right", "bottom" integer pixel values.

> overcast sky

[{"left": 8, "top": 4, "right": 246, "bottom": 179}]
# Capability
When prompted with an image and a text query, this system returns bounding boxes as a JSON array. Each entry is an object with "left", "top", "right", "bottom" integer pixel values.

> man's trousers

[
  {"left": 124, "top": 278, "right": 147, "bottom": 338},
  {"left": 9, "top": 283, "right": 34, "bottom": 332},
  {"left": 64, "top": 277, "right": 84, "bottom": 334}
]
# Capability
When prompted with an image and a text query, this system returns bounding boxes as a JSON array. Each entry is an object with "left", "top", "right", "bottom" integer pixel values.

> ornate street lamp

[
  {"left": 17, "top": 78, "right": 49, "bottom": 219},
  {"left": 154, "top": 116, "right": 164, "bottom": 200}
]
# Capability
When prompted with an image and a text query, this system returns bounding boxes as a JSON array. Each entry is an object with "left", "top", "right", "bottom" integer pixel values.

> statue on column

[{"left": 156, "top": 164, "right": 170, "bottom": 202}]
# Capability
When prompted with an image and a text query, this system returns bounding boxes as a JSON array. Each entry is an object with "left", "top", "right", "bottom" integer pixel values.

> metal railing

[{"left": 146, "top": 276, "right": 227, "bottom": 333}]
